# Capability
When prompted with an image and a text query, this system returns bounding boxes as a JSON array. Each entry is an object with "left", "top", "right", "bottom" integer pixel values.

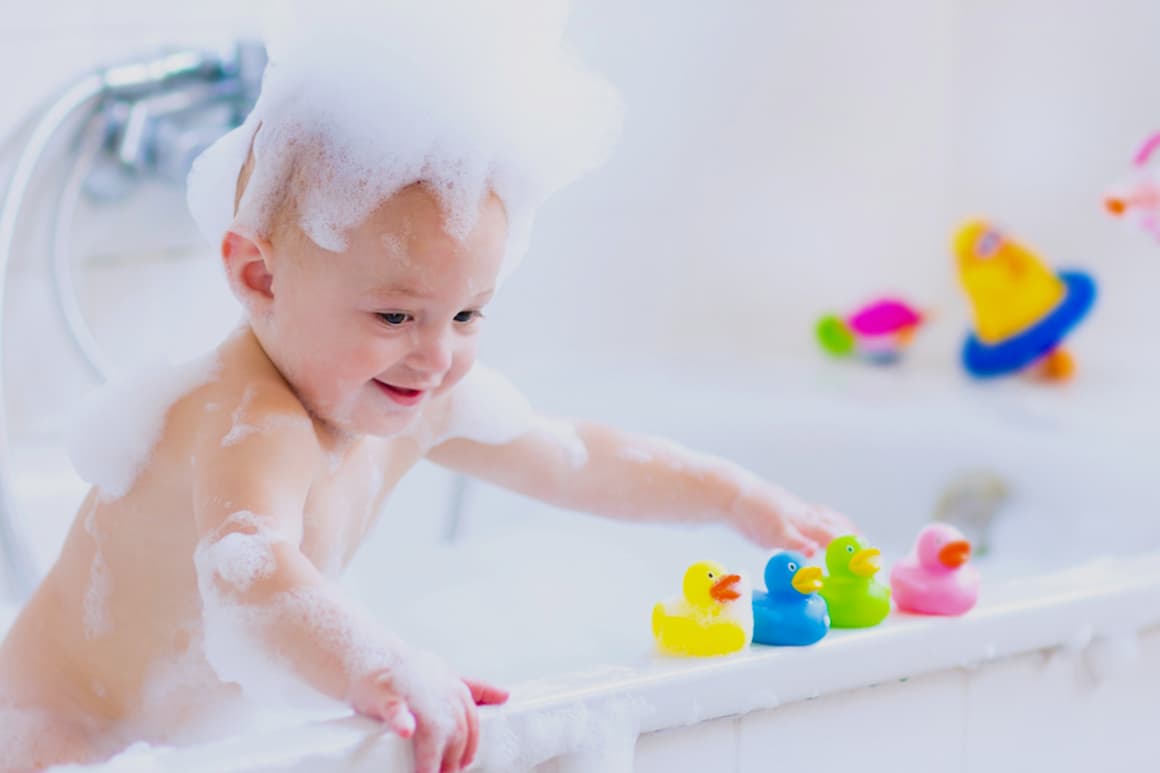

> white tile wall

[
  {"left": 737, "top": 672, "right": 968, "bottom": 771},
  {"left": 634, "top": 717, "right": 739, "bottom": 771},
  {"left": 964, "top": 629, "right": 1160, "bottom": 769},
  {"left": 624, "top": 627, "right": 1160, "bottom": 772}
]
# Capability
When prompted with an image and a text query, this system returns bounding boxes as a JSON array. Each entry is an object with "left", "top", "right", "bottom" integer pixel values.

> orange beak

[
  {"left": 938, "top": 540, "right": 971, "bottom": 569},
  {"left": 710, "top": 574, "right": 742, "bottom": 602}
]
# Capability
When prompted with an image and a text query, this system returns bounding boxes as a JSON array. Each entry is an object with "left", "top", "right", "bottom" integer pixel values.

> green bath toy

[{"left": 818, "top": 535, "right": 891, "bottom": 628}]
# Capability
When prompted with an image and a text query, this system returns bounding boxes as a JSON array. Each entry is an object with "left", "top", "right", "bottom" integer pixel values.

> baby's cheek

[{"left": 438, "top": 347, "right": 476, "bottom": 395}]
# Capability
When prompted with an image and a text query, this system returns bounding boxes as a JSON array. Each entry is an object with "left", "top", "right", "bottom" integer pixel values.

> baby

[{"left": 0, "top": 4, "right": 850, "bottom": 772}]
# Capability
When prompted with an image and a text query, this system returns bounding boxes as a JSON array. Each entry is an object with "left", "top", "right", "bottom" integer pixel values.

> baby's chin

[
  {"left": 335, "top": 404, "right": 423, "bottom": 439},
  {"left": 306, "top": 390, "right": 424, "bottom": 440}
]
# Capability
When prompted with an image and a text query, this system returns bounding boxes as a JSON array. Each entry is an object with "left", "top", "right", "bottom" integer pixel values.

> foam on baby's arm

[
  {"left": 427, "top": 383, "right": 760, "bottom": 527},
  {"left": 191, "top": 387, "right": 402, "bottom": 707}
]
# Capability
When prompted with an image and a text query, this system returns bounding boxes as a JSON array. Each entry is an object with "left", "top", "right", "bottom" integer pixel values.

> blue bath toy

[{"left": 751, "top": 551, "right": 830, "bottom": 646}]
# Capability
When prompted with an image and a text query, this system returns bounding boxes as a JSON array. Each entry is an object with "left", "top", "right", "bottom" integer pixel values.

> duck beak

[
  {"left": 710, "top": 574, "right": 742, "bottom": 602},
  {"left": 791, "top": 566, "right": 823, "bottom": 594},
  {"left": 938, "top": 540, "right": 971, "bottom": 569},
  {"left": 849, "top": 548, "right": 881, "bottom": 577}
]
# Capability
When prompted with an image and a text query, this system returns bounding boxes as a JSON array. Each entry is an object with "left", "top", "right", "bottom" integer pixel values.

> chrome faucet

[{"left": 0, "top": 42, "right": 266, "bottom": 602}]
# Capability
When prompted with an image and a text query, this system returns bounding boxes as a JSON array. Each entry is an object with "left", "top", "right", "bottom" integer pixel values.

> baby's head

[
  {"left": 186, "top": 0, "right": 622, "bottom": 436},
  {"left": 223, "top": 132, "right": 508, "bottom": 436}
]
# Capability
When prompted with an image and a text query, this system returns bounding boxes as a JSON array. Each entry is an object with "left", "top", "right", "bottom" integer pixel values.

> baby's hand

[
  {"left": 350, "top": 649, "right": 510, "bottom": 773},
  {"left": 730, "top": 482, "right": 854, "bottom": 556}
]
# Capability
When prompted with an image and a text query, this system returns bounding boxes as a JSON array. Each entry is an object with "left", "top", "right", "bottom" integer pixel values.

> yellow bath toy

[
  {"left": 952, "top": 220, "right": 1096, "bottom": 380},
  {"left": 652, "top": 560, "right": 753, "bottom": 657}
]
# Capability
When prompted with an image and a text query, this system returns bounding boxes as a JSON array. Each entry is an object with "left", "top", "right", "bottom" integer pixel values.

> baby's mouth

[{"left": 374, "top": 380, "right": 427, "bottom": 406}]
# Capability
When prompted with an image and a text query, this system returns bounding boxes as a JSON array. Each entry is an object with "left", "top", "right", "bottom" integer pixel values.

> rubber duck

[
  {"left": 818, "top": 535, "right": 890, "bottom": 628},
  {"left": 890, "top": 524, "right": 979, "bottom": 616},
  {"left": 816, "top": 297, "right": 927, "bottom": 365},
  {"left": 752, "top": 551, "right": 829, "bottom": 646},
  {"left": 952, "top": 220, "right": 1096, "bottom": 381},
  {"left": 652, "top": 560, "right": 753, "bottom": 657}
]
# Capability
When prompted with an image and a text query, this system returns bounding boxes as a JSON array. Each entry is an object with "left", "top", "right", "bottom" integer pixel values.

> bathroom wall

[{"left": 3, "top": 0, "right": 1160, "bottom": 438}]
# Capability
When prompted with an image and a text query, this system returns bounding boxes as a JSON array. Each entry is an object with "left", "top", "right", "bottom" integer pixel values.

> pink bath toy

[
  {"left": 816, "top": 298, "right": 927, "bottom": 365},
  {"left": 847, "top": 299, "right": 923, "bottom": 337},
  {"left": 889, "top": 524, "right": 979, "bottom": 616},
  {"left": 1105, "top": 131, "right": 1160, "bottom": 242}
]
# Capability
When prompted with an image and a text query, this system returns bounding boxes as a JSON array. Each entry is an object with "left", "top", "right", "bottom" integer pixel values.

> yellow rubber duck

[{"left": 652, "top": 560, "right": 753, "bottom": 657}]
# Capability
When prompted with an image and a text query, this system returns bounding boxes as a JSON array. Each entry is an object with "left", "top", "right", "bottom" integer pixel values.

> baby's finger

[
  {"left": 797, "top": 519, "right": 840, "bottom": 547},
  {"left": 461, "top": 700, "right": 480, "bottom": 770},
  {"left": 440, "top": 721, "right": 466, "bottom": 773},
  {"left": 777, "top": 523, "right": 819, "bottom": 556},
  {"left": 412, "top": 728, "right": 442, "bottom": 773},
  {"left": 383, "top": 699, "right": 417, "bottom": 739},
  {"left": 463, "top": 678, "right": 509, "bottom": 706},
  {"left": 819, "top": 508, "right": 856, "bottom": 536}
]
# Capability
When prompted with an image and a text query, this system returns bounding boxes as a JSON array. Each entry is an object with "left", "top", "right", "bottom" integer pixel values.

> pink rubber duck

[{"left": 890, "top": 524, "right": 979, "bottom": 616}]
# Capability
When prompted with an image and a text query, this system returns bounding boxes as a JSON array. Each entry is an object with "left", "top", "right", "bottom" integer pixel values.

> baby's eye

[
  {"left": 453, "top": 310, "right": 481, "bottom": 324},
  {"left": 377, "top": 312, "right": 411, "bottom": 326}
]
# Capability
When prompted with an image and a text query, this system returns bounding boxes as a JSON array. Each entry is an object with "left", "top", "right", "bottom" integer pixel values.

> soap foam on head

[{"left": 187, "top": 0, "right": 623, "bottom": 282}]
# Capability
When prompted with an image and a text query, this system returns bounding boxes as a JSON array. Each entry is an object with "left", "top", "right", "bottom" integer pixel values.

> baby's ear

[{"left": 222, "top": 230, "right": 275, "bottom": 307}]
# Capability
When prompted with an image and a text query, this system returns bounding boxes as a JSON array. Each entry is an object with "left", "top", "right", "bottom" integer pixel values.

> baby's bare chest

[{"left": 299, "top": 439, "right": 420, "bottom": 575}]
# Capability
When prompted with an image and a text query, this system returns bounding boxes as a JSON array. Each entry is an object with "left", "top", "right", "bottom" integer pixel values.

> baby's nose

[{"left": 406, "top": 330, "right": 453, "bottom": 374}]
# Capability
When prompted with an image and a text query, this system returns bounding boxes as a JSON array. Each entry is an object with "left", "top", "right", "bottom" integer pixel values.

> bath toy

[
  {"left": 818, "top": 535, "right": 890, "bottom": 628},
  {"left": 952, "top": 220, "right": 1096, "bottom": 381},
  {"left": 890, "top": 524, "right": 979, "bottom": 616},
  {"left": 816, "top": 298, "right": 927, "bottom": 364},
  {"left": 751, "top": 551, "right": 829, "bottom": 646},
  {"left": 652, "top": 560, "right": 753, "bottom": 657},
  {"left": 1105, "top": 131, "right": 1160, "bottom": 242}
]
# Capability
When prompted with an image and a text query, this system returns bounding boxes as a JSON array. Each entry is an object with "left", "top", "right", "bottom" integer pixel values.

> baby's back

[{"left": 0, "top": 331, "right": 428, "bottom": 752}]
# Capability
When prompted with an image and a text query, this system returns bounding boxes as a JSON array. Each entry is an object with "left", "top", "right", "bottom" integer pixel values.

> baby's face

[{"left": 270, "top": 186, "right": 506, "bottom": 436}]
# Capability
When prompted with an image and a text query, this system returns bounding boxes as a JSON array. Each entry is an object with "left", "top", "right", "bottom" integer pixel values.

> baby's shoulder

[
  {"left": 415, "top": 363, "right": 533, "bottom": 449},
  {"left": 171, "top": 361, "right": 318, "bottom": 461}
]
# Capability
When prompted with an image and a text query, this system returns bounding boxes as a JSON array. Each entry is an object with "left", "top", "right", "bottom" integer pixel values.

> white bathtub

[{"left": 4, "top": 361, "right": 1159, "bottom": 772}]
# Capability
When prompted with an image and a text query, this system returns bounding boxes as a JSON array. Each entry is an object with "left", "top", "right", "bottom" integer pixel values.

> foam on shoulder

[{"left": 67, "top": 354, "right": 221, "bottom": 500}]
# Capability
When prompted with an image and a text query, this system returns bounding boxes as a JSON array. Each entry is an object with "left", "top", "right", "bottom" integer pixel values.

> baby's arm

[
  {"left": 192, "top": 387, "right": 504, "bottom": 773},
  {"left": 427, "top": 417, "right": 851, "bottom": 555}
]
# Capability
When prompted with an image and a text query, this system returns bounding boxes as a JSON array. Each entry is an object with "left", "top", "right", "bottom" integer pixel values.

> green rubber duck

[{"left": 818, "top": 535, "right": 891, "bottom": 628}]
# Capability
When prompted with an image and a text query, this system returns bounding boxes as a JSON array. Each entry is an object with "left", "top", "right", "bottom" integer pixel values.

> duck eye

[
  {"left": 708, "top": 572, "right": 715, "bottom": 579},
  {"left": 846, "top": 545, "right": 855, "bottom": 554},
  {"left": 787, "top": 562, "right": 797, "bottom": 572}
]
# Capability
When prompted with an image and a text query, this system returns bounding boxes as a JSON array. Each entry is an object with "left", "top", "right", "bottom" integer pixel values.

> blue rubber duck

[{"left": 751, "top": 551, "right": 830, "bottom": 646}]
